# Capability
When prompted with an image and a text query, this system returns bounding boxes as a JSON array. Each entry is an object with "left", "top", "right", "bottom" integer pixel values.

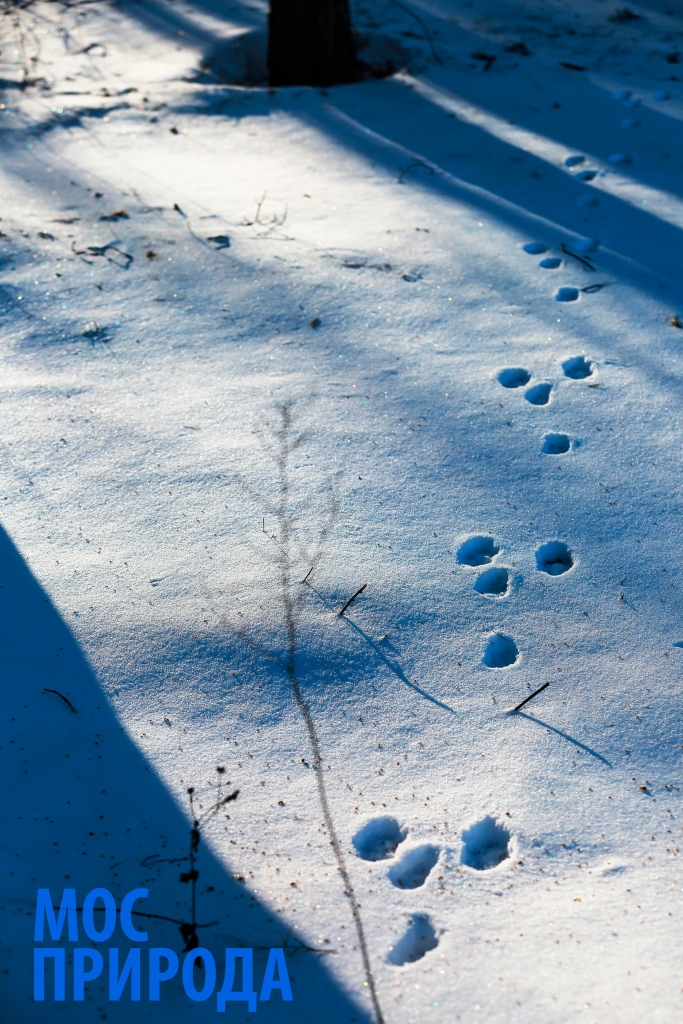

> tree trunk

[{"left": 268, "top": 0, "right": 357, "bottom": 87}]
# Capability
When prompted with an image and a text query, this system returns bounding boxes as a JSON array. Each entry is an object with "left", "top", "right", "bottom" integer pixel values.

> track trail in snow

[{"left": 1, "top": 0, "right": 682, "bottom": 1021}]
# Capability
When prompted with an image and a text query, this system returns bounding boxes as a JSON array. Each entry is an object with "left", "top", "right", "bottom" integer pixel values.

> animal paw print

[
  {"left": 351, "top": 818, "right": 440, "bottom": 964},
  {"left": 461, "top": 816, "right": 511, "bottom": 870},
  {"left": 482, "top": 632, "right": 519, "bottom": 668},
  {"left": 562, "top": 355, "right": 593, "bottom": 379},
  {"left": 351, "top": 819, "right": 440, "bottom": 890},
  {"left": 353, "top": 814, "right": 513, "bottom": 965},
  {"left": 497, "top": 366, "right": 553, "bottom": 406},
  {"left": 457, "top": 534, "right": 500, "bottom": 567},
  {"left": 352, "top": 816, "right": 407, "bottom": 861},
  {"left": 455, "top": 534, "right": 576, "bottom": 666},
  {"left": 456, "top": 535, "right": 510, "bottom": 599},
  {"left": 496, "top": 352, "right": 596, "bottom": 442},
  {"left": 474, "top": 567, "right": 509, "bottom": 596},
  {"left": 536, "top": 541, "right": 573, "bottom": 576},
  {"left": 543, "top": 357, "right": 595, "bottom": 454},
  {"left": 497, "top": 367, "right": 530, "bottom": 389},
  {"left": 354, "top": 816, "right": 513, "bottom": 876},
  {"left": 542, "top": 432, "right": 570, "bottom": 455},
  {"left": 388, "top": 845, "right": 440, "bottom": 890},
  {"left": 521, "top": 238, "right": 605, "bottom": 301},
  {"left": 387, "top": 914, "right": 438, "bottom": 965}
]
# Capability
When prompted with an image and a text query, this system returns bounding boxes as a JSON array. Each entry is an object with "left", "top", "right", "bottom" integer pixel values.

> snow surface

[{"left": 1, "top": 0, "right": 682, "bottom": 1021}]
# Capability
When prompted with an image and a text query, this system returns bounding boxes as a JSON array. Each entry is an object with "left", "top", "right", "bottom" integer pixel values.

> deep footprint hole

[
  {"left": 474, "top": 566, "right": 509, "bottom": 597},
  {"left": 562, "top": 355, "right": 593, "bottom": 379},
  {"left": 522, "top": 241, "right": 548, "bottom": 254},
  {"left": 539, "top": 257, "right": 562, "bottom": 269},
  {"left": 526, "top": 383, "right": 552, "bottom": 406},
  {"left": 536, "top": 541, "right": 573, "bottom": 575},
  {"left": 457, "top": 535, "right": 500, "bottom": 566},
  {"left": 352, "top": 816, "right": 407, "bottom": 861},
  {"left": 387, "top": 845, "right": 440, "bottom": 889},
  {"left": 482, "top": 633, "right": 518, "bottom": 668},
  {"left": 542, "top": 432, "right": 570, "bottom": 455},
  {"left": 497, "top": 367, "right": 531, "bottom": 388},
  {"left": 556, "top": 286, "right": 579, "bottom": 302},
  {"left": 387, "top": 914, "right": 438, "bottom": 966},
  {"left": 461, "top": 816, "right": 511, "bottom": 871}
]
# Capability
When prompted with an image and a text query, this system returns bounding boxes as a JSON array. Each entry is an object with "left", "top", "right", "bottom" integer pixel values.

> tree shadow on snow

[
  {"left": 0, "top": 524, "right": 370, "bottom": 1024},
  {"left": 297, "top": 583, "right": 457, "bottom": 715},
  {"left": 320, "top": 75, "right": 683, "bottom": 287},
  {"left": 150, "top": 0, "right": 683, "bottom": 293}
]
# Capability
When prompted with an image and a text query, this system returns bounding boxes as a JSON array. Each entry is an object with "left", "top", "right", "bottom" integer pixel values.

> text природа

[{"left": 33, "top": 888, "right": 293, "bottom": 1009}]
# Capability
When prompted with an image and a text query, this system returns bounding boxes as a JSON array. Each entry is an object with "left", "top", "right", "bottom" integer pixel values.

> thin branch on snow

[
  {"left": 43, "top": 687, "right": 77, "bottom": 713},
  {"left": 510, "top": 681, "right": 550, "bottom": 713},
  {"left": 338, "top": 582, "right": 367, "bottom": 617}
]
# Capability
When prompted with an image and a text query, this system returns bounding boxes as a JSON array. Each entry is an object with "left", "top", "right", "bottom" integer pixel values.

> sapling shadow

[{"left": 229, "top": 399, "right": 386, "bottom": 1024}]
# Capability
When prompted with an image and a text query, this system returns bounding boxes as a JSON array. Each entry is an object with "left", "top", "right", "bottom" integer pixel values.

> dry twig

[
  {"left": 511, "top": 681, "right": 550, "bottom": 713},
  {"left": 338, "top": 583, "right": 367, "bottom": 617}
]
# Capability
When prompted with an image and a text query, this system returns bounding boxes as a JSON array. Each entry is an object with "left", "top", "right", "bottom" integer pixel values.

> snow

[{"left": 0, "top": 0, "right": 681, "bottom": 1021}]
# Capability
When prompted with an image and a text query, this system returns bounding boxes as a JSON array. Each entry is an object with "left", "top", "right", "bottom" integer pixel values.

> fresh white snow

[{"left": 1, "top": 0, "right": 681, "bottom": 1021}]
